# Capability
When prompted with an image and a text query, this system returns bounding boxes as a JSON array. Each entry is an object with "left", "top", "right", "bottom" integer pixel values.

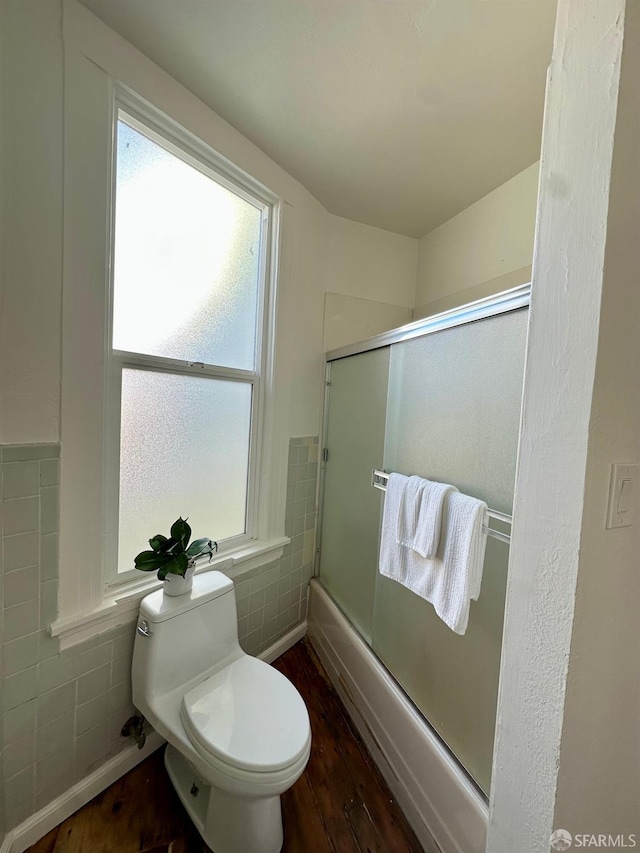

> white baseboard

[
  {"left": 258, "top": 620, "right": 307, "bottom": 664},
  {"left": 1, "top": 732, "right": 165, "bottom": 853},
  {"left": 1, "top": 622, "right": 307, "bottom": 853}
]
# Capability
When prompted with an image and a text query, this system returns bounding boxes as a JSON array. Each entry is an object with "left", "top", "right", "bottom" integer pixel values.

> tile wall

[
  {"left": 236, "top": 436, "right": 318, "bottom": 655},
  {"left": 0, "top": 437, "right": 318, "bottom": 836}
]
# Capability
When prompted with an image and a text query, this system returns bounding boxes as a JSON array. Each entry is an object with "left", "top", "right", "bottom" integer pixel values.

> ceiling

[{"left": 79, "top": 0, "right": 557, "bottom": 238}]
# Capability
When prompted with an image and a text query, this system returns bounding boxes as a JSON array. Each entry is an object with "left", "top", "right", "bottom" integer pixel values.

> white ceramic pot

[{"left": 163, "top": 561, "right": 196, "bottom": 597}]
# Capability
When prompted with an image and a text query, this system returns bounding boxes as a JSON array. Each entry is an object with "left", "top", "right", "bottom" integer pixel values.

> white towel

[
  {"left": 379, "top": 473, "right": 488, "bottom": 634},
  {"left": 396, "top": 475, "right": 457, "bottom": 558}
]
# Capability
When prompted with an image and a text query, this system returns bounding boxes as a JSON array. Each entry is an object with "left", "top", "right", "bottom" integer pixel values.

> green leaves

[
  {"left": 186, "top": 537, "right": 218, "bottom": 559},
  {"left": 134, "top": 550, "right": 167, "bottom": 572},
  {"left": 148, "top": 534, "right": 168, "bottom": 553},
  {"left": 133, "top": 517, "right": 216, "bottom": 580},
  {"left": 170, "top": 517, "right": 191, "bottom": 551},
  {"left": 157, "top": 552, "right": 189, "bottom": 580}
]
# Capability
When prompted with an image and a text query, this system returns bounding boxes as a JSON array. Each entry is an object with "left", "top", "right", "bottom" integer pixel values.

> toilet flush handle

[{"left": 137, "top": 619, "right": 153, "bottom": 637}]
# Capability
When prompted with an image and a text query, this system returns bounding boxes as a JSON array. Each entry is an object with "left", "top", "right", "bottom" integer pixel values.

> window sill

[{"left": 50, "top": 536, "right": 290, "bottom": 650}]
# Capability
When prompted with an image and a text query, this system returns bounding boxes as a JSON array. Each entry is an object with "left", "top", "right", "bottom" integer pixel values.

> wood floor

[{"left": 28, "top": 639, "right": 423, "bottom": 853}]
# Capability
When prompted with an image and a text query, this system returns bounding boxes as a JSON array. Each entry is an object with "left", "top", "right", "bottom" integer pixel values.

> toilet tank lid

[{"left": 139, "top": 571, "right": 234, "bottom": 623}]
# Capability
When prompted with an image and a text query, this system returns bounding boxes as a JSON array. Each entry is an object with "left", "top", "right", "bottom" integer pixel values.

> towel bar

[{"left": 371, "top": 468, "right": 512, "bottom": 545}]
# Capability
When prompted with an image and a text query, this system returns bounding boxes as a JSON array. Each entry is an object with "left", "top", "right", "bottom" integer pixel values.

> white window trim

[
  {"left": 56, "top": 78, "right": 288, "bottom": 649},
  {"left": 104, "top": 102, "right": 275, "bottom": 588},
  {"left": 51, "top": 536, "right": 289, "bottom": 649}
]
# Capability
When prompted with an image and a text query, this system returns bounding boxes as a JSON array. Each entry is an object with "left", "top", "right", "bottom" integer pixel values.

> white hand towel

[
  {"left": 396, "top": 475, "right": 457, "bottom": 558},
  {"left": 380, "top": 476, "right": 487, "bottom": 635}
]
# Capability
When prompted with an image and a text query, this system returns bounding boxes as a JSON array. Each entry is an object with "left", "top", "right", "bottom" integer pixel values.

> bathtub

[{"left": 307, "top": 579, "right": 488, "bottom": 853}]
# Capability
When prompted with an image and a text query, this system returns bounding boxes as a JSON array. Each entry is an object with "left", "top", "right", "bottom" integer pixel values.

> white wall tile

[
  {"left": 110, "top": 653, "right": 131, "bottom": 688},
  {"left": 2, "top": 497, "right": 39, "bottom": 536},
  {"left": 4, "top": 767, "right": 35, "bottom": 826},
  {"left": 2, "top": 531, "right": 39, "bottom": 573},
  {"left": 78, "top": 642, "right": 112, "bottom": 675},
  {"left": 2, "top": 463, "right": 40, "bottom": 500},
  {"left": 3, "top": 633, "right": 39, "bottom": 677},
  {"left": 39, "top": 579, "right": 58, "bottom": 627},
  {"left": 38, "top": 650, "right": 78, "bottom": 693},
  {"left": 40, "top": 486, "right": 59, "bottom": 535},
  {"left": 39, "top": 460, "right": 59, "bottom": 487},
  {"left": 76, "top": 694, "right": 111, "bottom": 736},
  {"left": 4, "top": 600, "right": 39, "bottom": 641},
  {"left": 76, "top": 663, "right": 110, "bottom": 705},
  {"left": 4, "top": 699, "right": 36, "bottom": 745},
  {"left": 36, "top": 712, "right": 75, "bottom": 763},
  {"left": 3, "top": 565, "right": 39, "bottom": 607},
  {"left": 0, "top": 438, "right": 317, "bottom": 830},
  {"left": 35, "top": 751, "right": 75, "bottom": 813},
  {"left": 4, "top": 666, "right": 38, "bottom": 711},
  {"left": 37, "top": 681, "right": 76, "bottom": 728},
  {"left": 40, "top": 532, "right": 58, "bottom": 581},
  {"left": 3, "top": 734, "right": 36, "bottom": 780},
  {"left": 76, "top": 721, "right": 110, "bottom": 777}
]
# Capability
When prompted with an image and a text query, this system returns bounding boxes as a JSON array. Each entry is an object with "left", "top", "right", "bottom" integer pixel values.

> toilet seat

[{"left": 180, "top": 655, "right": 311, "bottom": 774}]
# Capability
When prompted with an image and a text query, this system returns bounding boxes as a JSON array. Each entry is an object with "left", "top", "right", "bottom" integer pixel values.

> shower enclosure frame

[{"left": 309, "top": 283, "right": 531, "bottom": 853}]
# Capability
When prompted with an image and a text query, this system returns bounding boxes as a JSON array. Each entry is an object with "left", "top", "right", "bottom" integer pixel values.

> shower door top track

[{"left": 325, "top": 283, "right": 531, "bottom": 363}]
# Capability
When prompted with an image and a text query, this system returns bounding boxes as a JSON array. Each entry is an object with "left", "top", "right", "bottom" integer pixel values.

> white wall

[
  {"left": 415, "top": 162, "right": 538, "bottom": 318},
  {"left": 0, "top": 12, "right": 4, "bottom": 824},
  {"left": 488, "top": 1, "right": 638, "bottom": 850},
  {"left": 0, "top": 0, "right": 64, "bottom": 444},
  {"left": 553, "top": 0, "right": 640, "bottom": 837},
  {"left": 323, "top": 215, "right": 417, "bottom": 351},
  {"left": 0, "top": 3, "right": 4, "bottom": 452},
  {"left": 323, "top": 293, "right": 411, "bottom": 353},
  {"left": 326, "top": 215, "right": 417, "bottom": 307}
]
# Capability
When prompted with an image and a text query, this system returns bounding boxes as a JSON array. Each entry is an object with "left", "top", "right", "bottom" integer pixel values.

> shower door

[
  {"left": 318, "top": 298, "right": 528, "bottom": 795},
  {"left": 319, "top": 347, "right": 390, "bottom": 642}
]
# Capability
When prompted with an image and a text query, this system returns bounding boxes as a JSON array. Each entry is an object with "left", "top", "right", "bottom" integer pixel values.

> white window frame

[
  {"left": 105, "top": 101, "right": 273, "bottom": 587},
  {"left": 55, "top": 80, "right": 288, "bottom": 648}
]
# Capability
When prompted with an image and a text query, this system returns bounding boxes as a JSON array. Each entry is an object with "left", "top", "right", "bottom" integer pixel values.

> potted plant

[{"left": 134, "top": 517, "right": 217, "bottom": 596}]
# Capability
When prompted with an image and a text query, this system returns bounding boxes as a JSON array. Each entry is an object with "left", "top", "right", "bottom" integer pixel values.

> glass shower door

[
  {"left": 371, "top": 309, "right": 527, "bottom": 794},
  {"left": 318, "top": 303, "right": 528, "bottom": 795},
  {"left": 318, "top": 347, "right": 389, "bottom": 642}
]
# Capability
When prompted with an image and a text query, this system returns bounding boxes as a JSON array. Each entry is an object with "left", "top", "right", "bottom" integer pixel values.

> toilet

[{"left": 132, "top": 571, "right": 311, "bottom": 853}]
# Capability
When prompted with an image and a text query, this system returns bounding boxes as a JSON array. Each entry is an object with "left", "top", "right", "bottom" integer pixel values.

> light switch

[
  {"left": 606, "top": 463, "right": 639, "bottom": 529},
  {"left": 617, "top": 478, "right": 633, "bottom": 514}
]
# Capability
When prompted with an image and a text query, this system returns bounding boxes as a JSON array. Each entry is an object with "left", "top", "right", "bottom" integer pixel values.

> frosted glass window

[
  {"left": 117, "top": 369, "right": 251, "bottom": 572},
  {"left": 108, "top": 107, "right": 272, "bottom": 582},
  {"left": 113, "top": 118, "right": 262, "bottom": 370}
]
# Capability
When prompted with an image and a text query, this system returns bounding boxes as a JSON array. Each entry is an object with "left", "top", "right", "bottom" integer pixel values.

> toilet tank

[{"left": 132, "top": 571, "right": 243, "bottom": 706}]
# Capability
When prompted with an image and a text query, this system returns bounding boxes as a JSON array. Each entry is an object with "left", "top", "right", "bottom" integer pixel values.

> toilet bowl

[{"left": 132, "top": 571, "right": 311, "bottom": 853}]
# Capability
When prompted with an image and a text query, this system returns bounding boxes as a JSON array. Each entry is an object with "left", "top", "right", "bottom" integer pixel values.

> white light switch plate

[{"left": 606, "top": 463, "right": 639, "bottom": 529}]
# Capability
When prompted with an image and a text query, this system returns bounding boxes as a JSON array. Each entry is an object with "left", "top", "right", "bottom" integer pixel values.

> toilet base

[{"left": 164, "top": 744, "right": 284, "bottom": 853}]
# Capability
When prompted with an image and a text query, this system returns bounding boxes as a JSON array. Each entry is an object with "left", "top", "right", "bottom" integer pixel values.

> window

[
  {"left": 57, "top": 66, "right": 287, "bottom": 647},
  {"left": 107, "top": 109, "right": 273, "bottom": 581}
]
